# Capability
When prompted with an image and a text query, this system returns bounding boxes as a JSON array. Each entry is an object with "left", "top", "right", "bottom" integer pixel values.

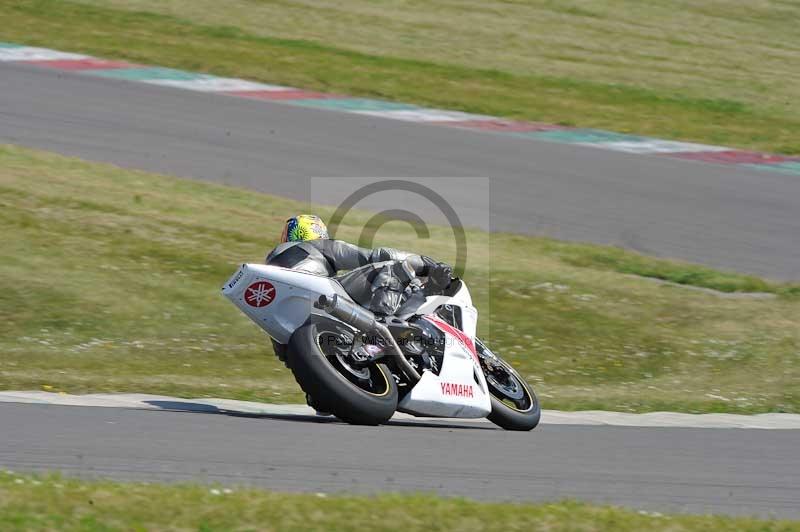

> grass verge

[
  {"left": 1, "top": 473, "right": 797, "bottom": 531},
  {"left": 1, "top": 0, "right": 799, "bottom": 154},
  {"left": 1, "top": 144, "right": 799, "bottom": 413}
]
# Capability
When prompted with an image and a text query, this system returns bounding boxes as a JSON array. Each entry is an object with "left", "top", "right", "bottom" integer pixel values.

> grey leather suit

[{"left": 266, "top": 240, "right": 429, "bottom": 314}]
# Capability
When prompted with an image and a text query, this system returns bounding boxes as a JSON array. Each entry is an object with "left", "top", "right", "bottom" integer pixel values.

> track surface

[
  {"left": 1, "top": 403, "right": 798, "bottom": 519},
  {"left": 2, "top": 61, "right": 799, "bottom": 279},
  {"left": 3, "top": 61, "right": 800, "bottom": 520}
]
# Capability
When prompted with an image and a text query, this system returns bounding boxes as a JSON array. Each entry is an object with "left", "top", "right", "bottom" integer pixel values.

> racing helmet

[{"left": 280, "top": 214, "right": 330, "bottom": 243}]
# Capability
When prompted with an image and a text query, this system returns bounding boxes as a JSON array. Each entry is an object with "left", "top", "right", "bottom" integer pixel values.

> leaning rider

[{"left": 266, "top": 214, "right": 452, "bottom": 316}]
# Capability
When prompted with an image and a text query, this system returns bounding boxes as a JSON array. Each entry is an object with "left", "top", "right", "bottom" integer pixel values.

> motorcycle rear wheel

[
  {"left": 476, "top": 338, "right": 541, "bottom": 431},
  {"left": 287, "top": 319, "right": 398, "bottom": 426}
]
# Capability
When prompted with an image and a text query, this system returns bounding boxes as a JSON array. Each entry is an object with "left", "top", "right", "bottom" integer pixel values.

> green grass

[
  {"left": 2, "top": 473, "right": 797, "bottom": 531},
  {"left": 2, "top": 144, "right": 799, "bottom": 413},
  {"left": 1, "top": 0, "right": 800, "bottom": 154}
]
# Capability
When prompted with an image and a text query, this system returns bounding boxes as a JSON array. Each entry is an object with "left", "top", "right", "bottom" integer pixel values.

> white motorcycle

[{"left": 222, "top": 262, "right": 540, "bottom": 431}]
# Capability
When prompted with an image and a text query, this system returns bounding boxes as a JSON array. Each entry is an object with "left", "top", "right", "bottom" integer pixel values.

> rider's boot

[{"left": 306, "top": 393, "right": 332, "bottom": 417}]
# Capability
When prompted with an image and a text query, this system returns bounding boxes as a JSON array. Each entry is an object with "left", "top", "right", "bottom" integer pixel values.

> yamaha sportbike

[{"left": 222, "top": 262, "right": 540, "bottom": 430}]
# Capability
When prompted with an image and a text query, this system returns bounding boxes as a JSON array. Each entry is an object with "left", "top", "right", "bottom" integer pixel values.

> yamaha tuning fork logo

[{"left": 244, "top": 280, "right": 276, "bottom": 308}]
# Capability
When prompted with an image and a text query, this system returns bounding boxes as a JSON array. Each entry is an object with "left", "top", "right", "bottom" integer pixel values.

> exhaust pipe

[
  {"left": 315, "top": 294, "right": 421, "bottom": 383},
  {"left": 316, "top": 294, "right": 379, "bottom": 333}
]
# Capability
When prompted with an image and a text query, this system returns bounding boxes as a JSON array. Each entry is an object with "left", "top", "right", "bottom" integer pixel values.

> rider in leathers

[
  {"left": 267, "top": 215, "right": 452, "bottom": 415},
  {"left": 266, "top": 214, "right": 453, "bottom": 315}
]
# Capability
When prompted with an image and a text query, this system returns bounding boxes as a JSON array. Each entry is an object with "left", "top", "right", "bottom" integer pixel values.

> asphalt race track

[
  {"left": 1, "top": 403, "right": 799, "bottom": 519},
  {"left": 2, "top": 61, "right": 800, "bottom": 279},
  {"left": 3, "top": 60, "right": 800, "bottom": 519}
]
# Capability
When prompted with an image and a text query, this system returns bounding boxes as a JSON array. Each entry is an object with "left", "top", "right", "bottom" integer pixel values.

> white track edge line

[{"left": 1, "top": 392, "right": 799, "bottom": 429}]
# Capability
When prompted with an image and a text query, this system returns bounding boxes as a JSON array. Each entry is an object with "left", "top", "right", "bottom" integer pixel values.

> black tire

[
  {"left": 477, "top": 339, "right": 541, "bottom": 431},
  {"left": 270, "top": 338, "right": 288, "bottom": 363},
  {"left": 488, "top": 393, "right": 541, "bottom": 431},
  {"left": 287, "top": 321, "right": 398, "bottom": 425}
]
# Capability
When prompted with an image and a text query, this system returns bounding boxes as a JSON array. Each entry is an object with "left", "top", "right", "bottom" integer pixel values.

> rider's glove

[
  {"left": 422, "top": 256, "right": 452, "bottom": 292},
  {"left": 404, "top": 277, "right": 424, "bottom": 297}
]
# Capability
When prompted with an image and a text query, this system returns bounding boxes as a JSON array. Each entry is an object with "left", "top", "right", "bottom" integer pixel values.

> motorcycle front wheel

[
  {"left": 476, "top": 338, "right": 541, "bottom": 431},
  {"left": 287, "top": 319, "right": 398, "bottom": 425}
]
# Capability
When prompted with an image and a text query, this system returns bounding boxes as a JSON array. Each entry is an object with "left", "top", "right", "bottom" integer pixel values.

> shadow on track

[{"left": 143, "top": 400, "right": 498, "bottom": 430}]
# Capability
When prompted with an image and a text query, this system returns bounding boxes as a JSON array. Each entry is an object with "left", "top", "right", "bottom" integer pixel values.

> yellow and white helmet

[{"left": 280, "top": 214, "right": 330, "bottom": 243}]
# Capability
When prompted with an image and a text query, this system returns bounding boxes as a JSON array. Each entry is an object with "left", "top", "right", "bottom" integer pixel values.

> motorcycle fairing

[
  {"left": 397, "top": 315, "right": 491, "bottom": 418},
  {"left": 223, "top": 263, "right": 492, "bottom": 419},
  {"left": 222, "top": 264, "right": 349, "bottom": 344},
  {"left": 415, "top": 282, "right": 478, "bottom": 338}
]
